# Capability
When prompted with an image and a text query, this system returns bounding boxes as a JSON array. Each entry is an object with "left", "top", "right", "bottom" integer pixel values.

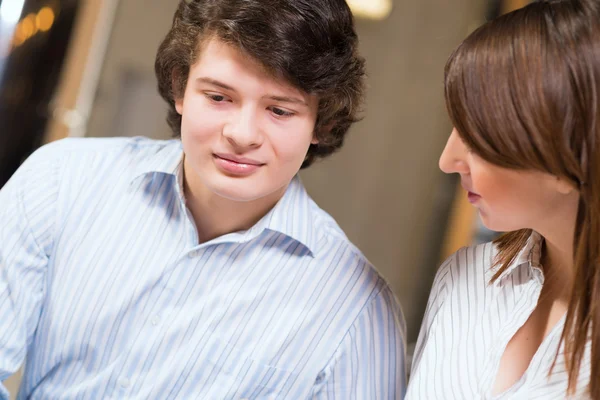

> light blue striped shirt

[{"left": 0, "top": 137, "right": 406, "bottom": 399}]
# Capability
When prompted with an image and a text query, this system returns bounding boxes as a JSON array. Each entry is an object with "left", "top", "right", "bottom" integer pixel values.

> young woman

[{"left": 407, "top": 0, "right": 599, "bottom": 398}]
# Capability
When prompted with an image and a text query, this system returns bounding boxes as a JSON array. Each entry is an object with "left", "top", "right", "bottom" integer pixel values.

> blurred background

[{"left": 1, "top": 0, "right": 530, "bottom": 395}]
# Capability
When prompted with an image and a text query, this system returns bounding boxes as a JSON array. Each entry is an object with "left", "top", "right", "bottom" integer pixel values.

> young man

[{"left": 0, "top": 0, "right": 406, "bottom": 398}]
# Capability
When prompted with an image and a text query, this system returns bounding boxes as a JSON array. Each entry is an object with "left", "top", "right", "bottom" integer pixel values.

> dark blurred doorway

[{"left": 0, "top": 0, "right": 80, "bottom": 188}]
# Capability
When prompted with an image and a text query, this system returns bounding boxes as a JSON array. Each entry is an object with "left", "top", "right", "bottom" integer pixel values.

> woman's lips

[{"left": 467, "top": 191, "right": 481, "bottom": 204}]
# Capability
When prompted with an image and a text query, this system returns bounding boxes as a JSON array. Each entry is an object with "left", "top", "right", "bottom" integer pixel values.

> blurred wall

[
  {"left": 85, "top": 0, "right": 486, "bottom": 344},
  {"left": 303, "top": 1, "right": 486, "bottom": 343}
]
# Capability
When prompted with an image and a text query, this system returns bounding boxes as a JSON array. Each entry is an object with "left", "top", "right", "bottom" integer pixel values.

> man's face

[{"left": 175, "top": 37, "right": 319, "bottom": 203}]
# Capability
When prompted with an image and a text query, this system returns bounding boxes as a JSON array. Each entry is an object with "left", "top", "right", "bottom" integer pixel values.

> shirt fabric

[
  {"left": 406, "top": 232, "right": 591, "bottom": 400},
  {"left": 0, "top": 137, "right": 407, "bottom": 400}
]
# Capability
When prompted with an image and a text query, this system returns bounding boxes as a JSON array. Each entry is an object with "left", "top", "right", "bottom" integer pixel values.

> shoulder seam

[{"left": 318, "top": 274, "right": 388, "bottom": 373}]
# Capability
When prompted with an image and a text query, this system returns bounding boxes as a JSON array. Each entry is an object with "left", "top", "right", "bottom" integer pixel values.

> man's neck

[{"left": 182, "top": 163, "right": 287, "bottom": 244}]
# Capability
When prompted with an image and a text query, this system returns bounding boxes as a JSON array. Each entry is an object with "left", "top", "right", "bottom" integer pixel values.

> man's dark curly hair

[{"left": 155, "top": 0, "right": 366, "bottom": 168}]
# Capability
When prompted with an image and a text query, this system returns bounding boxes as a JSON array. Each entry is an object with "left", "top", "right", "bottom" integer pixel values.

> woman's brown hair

[{"left": 444, "top": 0, "right": 600, "bottom": 396}]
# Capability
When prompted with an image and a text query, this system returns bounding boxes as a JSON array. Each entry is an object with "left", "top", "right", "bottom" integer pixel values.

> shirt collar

[
  {"left": 130, "top": 140, "right": 184, "bottom": 183},
  {"left": 246, "top": 175, "right": 318, "bottom": 256},
  {"left": 490, "top": 230, "right": 543, "bottom": 285},
  {"left": 131, "top": 142, "right": 318, "bottom": 255}
]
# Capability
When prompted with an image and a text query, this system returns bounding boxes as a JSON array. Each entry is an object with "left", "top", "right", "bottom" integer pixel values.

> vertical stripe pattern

[
  {"left": 0, "top": 137, "right": 406, "bottom": 399},
  {"left": 406, "top": 233, "right": 592, "bottom": 399}
]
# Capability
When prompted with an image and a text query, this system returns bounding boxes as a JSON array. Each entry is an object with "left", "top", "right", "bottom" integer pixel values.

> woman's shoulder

[
  {"left": 433, "top": 241, "right": 498, "bottom": 291},
  {"left": 452, "top": 241, "right": 497, "bottom": 269}
]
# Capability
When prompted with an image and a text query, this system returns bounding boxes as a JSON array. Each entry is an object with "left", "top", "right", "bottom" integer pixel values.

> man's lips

[
  {"left": 212, "top": 153, "right": 265, "bottom": 176},
  {"left": 213, "top": 153, "right": 264, "bottom": 166}
]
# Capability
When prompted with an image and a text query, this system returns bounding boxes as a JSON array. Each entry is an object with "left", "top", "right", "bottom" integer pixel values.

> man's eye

[
  {"left": 270, "top": 107, "right": 293, "bottom": 117},
  {"left": 207, "top": 94, "right": 226, "bottom": 102}
]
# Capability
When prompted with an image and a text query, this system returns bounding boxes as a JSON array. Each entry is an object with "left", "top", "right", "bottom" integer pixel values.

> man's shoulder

[
  {"left": 28, "top": 136, "right": 180, "bottom": 177},
  {"left": 306, "top": 200, "right": 356, "bottom": 250},
  {"left": 34, "top": 136, "right": 174, "bottom": 161},
  {"left": 306, "top": 201, "right": 397, "bottom": 308}
]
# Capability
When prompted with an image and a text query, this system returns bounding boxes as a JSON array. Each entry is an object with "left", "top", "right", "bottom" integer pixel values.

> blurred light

[
  {"left": 36, "top": 7, "right": 54, "bottom": 32},
  {"left": 0, "top": 0, "right": 26, "bottom": 24},
  {"left": 347, "top": 0, "right": 392, "bottom": 20},
  {"left": 4, "top": 6, "right": 56, "bottom": 55},
  {"left": 25, "top": 13, "right": 38, "bottom": 35},
  {"left": 20, "top": 15, "right": 35, "bottom": 39},
  {"left": 12, "top": 25, "right": 25, "bottom": 45},
  {"left": 1, "top": 43, "right": 9, "bottom": 57}
]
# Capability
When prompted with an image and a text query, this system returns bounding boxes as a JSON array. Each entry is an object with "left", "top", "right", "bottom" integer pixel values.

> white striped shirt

[
  {"left": 0, "top": 137, "right": 406, "bottom": 400},
  {"left": 406, "top": 232, "right": 592, "bottom": 399}
]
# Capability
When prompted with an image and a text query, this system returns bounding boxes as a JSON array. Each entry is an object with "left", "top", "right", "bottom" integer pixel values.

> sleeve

[
  {"left": 409, "top": 254, "right": 454, "bottom": 377},
  {"left": 0, "top": 145, "right": 60, "bottom": 398},
  {"left": 310, "top": 286, "right": 407, "bottom": 400}
]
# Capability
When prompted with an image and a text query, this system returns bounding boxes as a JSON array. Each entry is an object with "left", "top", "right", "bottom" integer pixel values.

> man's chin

[{"left": 207, "top": 181, "right": 268, "bottom": 203}]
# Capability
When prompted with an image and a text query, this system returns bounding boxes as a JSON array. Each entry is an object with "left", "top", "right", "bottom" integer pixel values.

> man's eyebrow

[
  {"left": 197, "top": 77, "right": 308, "bottom": 106},
  {"left": 267, "top": 95, "right": 308, "bottom": 106},
  {"left": 196, "top": 77, "right": 236, "bottom": 91}
]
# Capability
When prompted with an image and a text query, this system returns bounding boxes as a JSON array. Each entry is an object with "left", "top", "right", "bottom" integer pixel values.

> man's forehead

[{"left": 193, "top": 35, "right": 314, "bottom": 99}]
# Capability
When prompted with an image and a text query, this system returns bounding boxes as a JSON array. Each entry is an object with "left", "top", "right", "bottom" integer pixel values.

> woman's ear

[{"left": 554, "top": 176, "right": 577, "bottom": 195}]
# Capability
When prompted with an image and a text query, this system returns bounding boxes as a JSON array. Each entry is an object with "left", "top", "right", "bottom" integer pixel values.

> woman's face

[{"left": 438, "top": 128, "right": 577, "bottom": 233}]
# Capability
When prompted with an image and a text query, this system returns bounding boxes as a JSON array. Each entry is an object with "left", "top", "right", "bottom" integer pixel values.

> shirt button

[
  {"left": 151, "top": 315, "right": 161, "bottom": 326},
  {"left": 118, "top": 377, "right": 131, "bottom": 388},
  {"left": 188, "top": 250, "right": 198, "bottom": 258}
]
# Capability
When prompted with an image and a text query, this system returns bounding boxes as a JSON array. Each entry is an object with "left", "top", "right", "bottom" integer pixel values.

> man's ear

[
  {"left": 175, "top": 98, "right": 183, "bottom": 115},
  {"left": 313, "top": 121, "right": 335, "bottom": 144},
  {"left": 172, "top": 69, "right": 184, "bottom": 115}
]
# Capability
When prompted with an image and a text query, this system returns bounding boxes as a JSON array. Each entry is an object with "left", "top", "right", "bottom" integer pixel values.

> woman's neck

[{"left": 536, "top": 193, "right": 579, "bottom": 304}]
